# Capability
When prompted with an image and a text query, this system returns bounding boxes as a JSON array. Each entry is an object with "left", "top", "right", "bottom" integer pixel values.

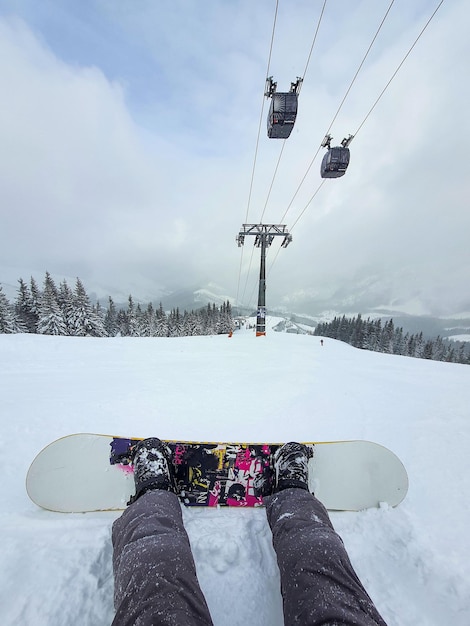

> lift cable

[
  {"left": 288, "top": 0, "right": 444, "bottom": 232},
  {"left": 325, "top": 0, "right": 395, "bottom": 139},
  {"left": 266, "top": 180, "right": 326, "bottom": 280},
  {"left": 236, "top": 0, "right": 279, "bottom": 311},
  {"left": 240, "top": 0, "right": 393, "bottom": 310},
  {"left": 240, "top": 1, "right": 329, "bottom": 311},
  {"left": 298, "top": 0, "right": 328, "bottom": 95},
  {"left": 290, "top": 180, "right": 327, "bottom": 231},
  {"left": 244, "top": 0, "right": 279, "bottom": 225},
  {"left": 278, "top": 0, "right": 395, "bottom": 225},
  {"left": 268, "top": 0, "right": 444, "bottom": 282},
  {"left": 239, "top": 242, "right": 258, "bottom": 311},
  {"left": 353, "top": 0, "right": 444, "bottom": 139},
  {"left": 260, "top": 0, "right": 328, "bottom": 224},
  {"left": 259, "top": 140, "right": 286, "bottom": 223}
]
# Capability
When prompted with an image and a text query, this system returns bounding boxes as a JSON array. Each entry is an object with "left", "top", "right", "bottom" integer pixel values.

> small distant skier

[
  {"left": 112, "top": 439, "right": 387, "bottom": 626},
  {"left": 320, "top": 339, "right": 324, "bottom": 346}
]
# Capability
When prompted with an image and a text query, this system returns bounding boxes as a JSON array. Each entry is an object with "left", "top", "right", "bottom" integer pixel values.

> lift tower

[{"left": 236, "top": 224, "right": 292, "bottom": 336}]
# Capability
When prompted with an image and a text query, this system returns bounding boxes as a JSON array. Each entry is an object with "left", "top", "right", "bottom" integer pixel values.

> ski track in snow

[{"left": 1, "top": 322, "right": 469, "bottom": 625}]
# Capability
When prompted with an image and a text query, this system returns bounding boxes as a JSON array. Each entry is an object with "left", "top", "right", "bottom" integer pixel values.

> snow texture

[{"left": 1, "top": 318, "right": 469, "bottom": 625}]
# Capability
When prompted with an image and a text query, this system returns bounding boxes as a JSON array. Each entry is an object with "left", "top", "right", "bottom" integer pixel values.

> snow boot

[
  {"left": 273, "top": 442, "right": 314, "bottom": 493},
  {"left": 128, "top": 438, "right": 176, "bottom": 504}
]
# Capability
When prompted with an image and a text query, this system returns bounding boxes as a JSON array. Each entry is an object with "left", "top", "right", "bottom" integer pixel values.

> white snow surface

[
  {"left": 448, "top": 334, "right": 470, "bottom": 342},
  {"left": 1, "top": 318, "right": 470, "bottom": 625}
]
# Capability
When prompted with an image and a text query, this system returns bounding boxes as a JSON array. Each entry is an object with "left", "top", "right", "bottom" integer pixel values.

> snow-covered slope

[{"left": 1, "top": 321, "right": 469, "bottom": 625}]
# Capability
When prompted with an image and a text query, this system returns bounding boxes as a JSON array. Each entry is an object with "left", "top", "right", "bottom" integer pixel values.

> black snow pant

[
  {"left": 264, "top": 488, "right": 387, "bottom": 625},
  {"left": 112, "top": 490, "right": 213, "bottom": 626},
  {"left": 112, "top": 488, "right": 387, "bottom": 626}
]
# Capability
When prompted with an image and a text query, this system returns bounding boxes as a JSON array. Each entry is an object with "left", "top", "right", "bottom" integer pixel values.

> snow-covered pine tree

[
  {"left": 205, "top": 303, "right": 219, "bottom": 335},
  {"left": 15, "top": 278, "right": 37, "bottom": 332},
  {"left": 201, "top": 307, "right": 208, "bottom": 335},
  {"left": 92, "top": 301, "right": 108, "bottom": 337},
  {"left": 0, "top": 285, "right": 18, "bottom": 333},
  {"left": 367, "top": 319, "right": 382, "bottom": 352},
  {"left": 379, "top": 319, "right": 394, "bottom": 354},
  {"left": 457, "top": 343, "right": 466, "bottom": 364},
  {"left": 104, "top": 297, "right": 118, "bottom": 337},
  {"left": 414, "top": 332, "right": 425, "bottom": 358},
  {"left": 444, "top": 344, "right": 456, "bottom": 362},
  {"left": 167, "top": 308, "right": 182, "bottom": 337},
  {"left": 423, "top": 339, "right": 434, "bottom": 360},
  {"left": 350, "top": 314, "right": 365, "bottom": 348},
  {"left": 432, "top": 336, "right": 446, "bottom": 361},
  {"left": 219, "top": 300, "right": 233, "bottom": 334},
  {"left": 155, "top": 303, "right": 168, "bottom": 337},
  {"left": 147, "top": 302, "right": 158, "bottom": 336},
  {"left": 406, "top": 333, "right": 416, "bottom": 357},
  {"left": 29, "top": 277, "right": 41, "bottom": 318},
  {"left": 69, "top": 278, "right": 99, "bottom": 336},
  {"left": 140, "top": 302, "right": 156, "bottom": 337},
  {"left": 211, "top": 303, "right": 221, "bottom": 335},
  {"left": 57, "top": 280, "right": 75, "bottom": 334},
  {"left": 392, "top": 326, "right": 405, "bottom": 355},
  {"left": 126, "top": 296, "right": 139, "bottom": 337},
  {"left": 135, "top": 303, "right": 145, "bottom": 336},
  {"left": 37, "top": 273, "right": 67, "bottom": 335},
  {"left": 336, "top": 315, "right": 349, "bottom": 343},
  {"left": 187, "top": 311, "right": 202, "bottom": 336},
  {"left": 116, "top": 309, "right": 129, "bottom": 336}
]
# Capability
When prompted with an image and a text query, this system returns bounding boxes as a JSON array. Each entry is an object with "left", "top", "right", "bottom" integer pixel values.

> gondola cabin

[
  {"left": 321, "top": 146, "right": 350, "bottom": 178},
  {"left": 267, "top": 92, "right": 298, "bottom": 139}
]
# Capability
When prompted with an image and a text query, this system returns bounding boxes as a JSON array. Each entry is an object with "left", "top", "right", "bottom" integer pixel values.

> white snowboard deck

[{"left": 26, "top": 434, "right": 409, "bottom": 513}]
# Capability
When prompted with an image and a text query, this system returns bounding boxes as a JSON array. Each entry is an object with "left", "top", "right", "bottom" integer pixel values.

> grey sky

[{"left": 0, "top": 0, "right": 468, "bottom": 316}]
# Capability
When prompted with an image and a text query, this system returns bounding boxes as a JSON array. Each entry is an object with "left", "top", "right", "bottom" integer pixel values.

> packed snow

[{"left": 1, "top": 318, "right": 469, "bottom": 625}]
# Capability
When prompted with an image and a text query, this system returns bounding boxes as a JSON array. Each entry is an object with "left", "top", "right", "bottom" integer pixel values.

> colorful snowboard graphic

[
  {"left": 26, "top": 434, "right": 409, "bottom": 513},
  {"left": 110, "top": 438, "right": 275, "bottom": 507}
]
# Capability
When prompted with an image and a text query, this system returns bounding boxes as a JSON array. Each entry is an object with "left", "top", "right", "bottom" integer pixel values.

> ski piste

[{"left": 26, "top": 434, "right": 408, "bottom": 513}]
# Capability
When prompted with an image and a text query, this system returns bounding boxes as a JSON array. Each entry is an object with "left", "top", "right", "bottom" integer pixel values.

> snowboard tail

[{"left": 26, "top": 434, "right": 409, "bottom": 513}]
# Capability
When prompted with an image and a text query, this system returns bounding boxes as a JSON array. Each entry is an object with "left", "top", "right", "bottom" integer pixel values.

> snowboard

[{"left": 26, "top": 434, "right": 408, "bottom": 513}]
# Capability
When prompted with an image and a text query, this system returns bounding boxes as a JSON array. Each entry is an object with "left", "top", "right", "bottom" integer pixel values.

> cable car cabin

[
  {"left": 267, "top": 92, "right": 298, "bottom": 139},
  {"left": 321, "top": 146, "right": 350, "bottom": 178}
]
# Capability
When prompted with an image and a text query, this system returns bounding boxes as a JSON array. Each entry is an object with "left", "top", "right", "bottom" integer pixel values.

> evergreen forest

[
  {"left": 0, "top": 274, "right": 233, "bottom": 338},
  {"left": 314, "top": 315, "right": 470, "bottom": 365}
]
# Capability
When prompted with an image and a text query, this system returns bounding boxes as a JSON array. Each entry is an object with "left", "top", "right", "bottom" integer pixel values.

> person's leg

[
  {"left": 265, "top": 489, "right": 386, "bottom": 625},
  {"left": 265, "top": 443, "right": 387, "bottom": 625},
  {"left": 112, "top": 439, "right": 213, "bottom": 626}
]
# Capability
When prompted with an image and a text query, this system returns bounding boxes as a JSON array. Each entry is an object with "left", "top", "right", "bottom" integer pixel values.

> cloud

[
  {"left": 0, "top": 15, "right": 238, "bottom": 291},
  {"left": 0, "top": 1, "right": 469, "bottom": 317}
]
